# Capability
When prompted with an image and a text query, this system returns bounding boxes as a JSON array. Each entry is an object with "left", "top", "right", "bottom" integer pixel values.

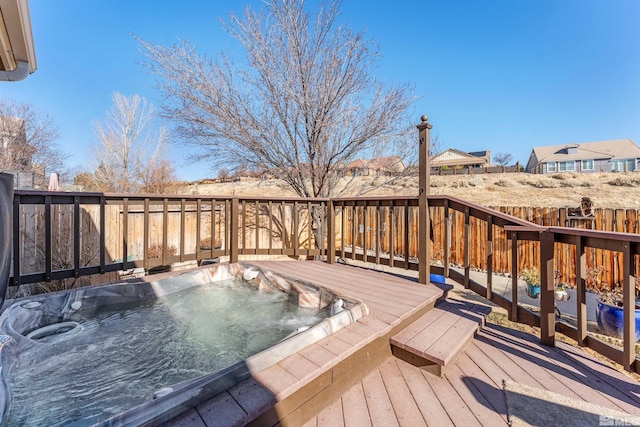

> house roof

[
  {"left": 345, "top": 156, "right": 405, "bottom": 172},
  {"left": 532, "top": 139, "right": 640, "bottom": 163},
  {"left": 431, "top": 148, "right": 491, "bottom": 167},
  {"left": 0, "top": 0, "right": 37, "bottom": 81}
]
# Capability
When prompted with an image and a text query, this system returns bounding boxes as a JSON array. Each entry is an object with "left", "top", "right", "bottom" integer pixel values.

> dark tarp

[{"left": 0, "top": 173, "right": 12, "bottom": 308}]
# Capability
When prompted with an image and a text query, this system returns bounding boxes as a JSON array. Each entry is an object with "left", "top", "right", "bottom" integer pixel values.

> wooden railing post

[
  {"left": 464, "top": 206, "right": 470, "bottom": 288},
  {"left": 622, "top": 242, "right": 635, "bottom": 372},
  {"left": 99, "top": 196, "right": 105, "bottom": 274},
  {"left": 73, "top": 196, "right": 80, "bottom": 278},
  {"left": 12, "top": 193, "right": 20, "bottom": 287},
  {"left": 122, "top": 198, "right": 129, "bottom": 271},
  {"left": 417, "top": 115, "right": 432, "bottom": 284},
  {"left": 162, "top": 198, "right": 168, "bottom": 266},
  {"left": 539, "top": 229, "right": 555, "bottom": 346},
  {"left": 327, "top": 199, "right": 336, "bottom": 263},
  {"left": 510, "top": 231, "right": 518, "bottom": 322},
  {"left": 230, "top": 198, "right": 239, "bottom": 263},
  {"left": 443, "top": 200, "right": 450, "bottom": 277},
  {"left": 575, "top": 236, "right": 587, "bottom": 346},
  {"left": 196, "top": 199, "right": 201, "bottom": 262},
  {"left": 143, "top": 198, "right": 150, "bottom": 271},
  {"left": 44, "top": 195, "right": 52, "bottom": 281},
  {"left": 486, "top": 215, "right": 493, "bottom": 300}
]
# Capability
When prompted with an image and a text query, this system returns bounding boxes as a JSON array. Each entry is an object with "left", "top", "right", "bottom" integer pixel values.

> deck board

[
  {"left": 361, "top": 368, "right": 400, "bottom": 427},
  {"left": 395, "top": 359, "right": 455, "bottom": 427},
  {"left": 445, "top": 364, "right": 507, "bottom": 426},
  {"left": 475, "top": 325, "right": 636, "bottom": 410},
  {"left": 341, "top": 382, "right": 373, "bottom": 427},
  {"left": 455, "top": 352, "right": 509, "bottom": 424},
  {"left": 552, "top": 342, "right": 640, "bottom": 411},
  {"left": 317, "top": 397, "right": 344, "bottom": 427},
  {"left": 160, "top": 261, "right": 640, "bottom": 427},
  {"left": 377, "top": 358, "right": 427, "bottom": 427}
]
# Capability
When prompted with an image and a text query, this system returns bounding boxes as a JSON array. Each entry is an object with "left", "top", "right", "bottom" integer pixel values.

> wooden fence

[{"left": 340, "top": 205, "right": 640, "bottom": 289}]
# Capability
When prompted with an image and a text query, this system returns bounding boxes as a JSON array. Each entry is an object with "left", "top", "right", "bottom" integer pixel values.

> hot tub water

[{"left": 5, "top": 280, "right": 327, "bottom": 426}]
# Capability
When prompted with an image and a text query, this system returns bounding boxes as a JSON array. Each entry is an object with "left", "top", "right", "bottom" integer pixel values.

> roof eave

[{"left": 0, "top": 0, "right": 36, "bottom": 79}]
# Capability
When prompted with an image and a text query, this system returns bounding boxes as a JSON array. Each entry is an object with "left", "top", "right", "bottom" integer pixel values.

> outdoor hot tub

[{"left": 0, "top": 262, "right": 368, "bottom": 426}]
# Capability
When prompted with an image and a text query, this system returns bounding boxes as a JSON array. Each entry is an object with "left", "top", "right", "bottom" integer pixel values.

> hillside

[{"left": 180, "top": 172, "right": 640, "bottom": 209}]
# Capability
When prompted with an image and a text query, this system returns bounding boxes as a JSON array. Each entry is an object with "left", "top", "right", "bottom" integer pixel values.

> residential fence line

[{"left": 339, "top": 205, "right": 640, "bottom": 289}]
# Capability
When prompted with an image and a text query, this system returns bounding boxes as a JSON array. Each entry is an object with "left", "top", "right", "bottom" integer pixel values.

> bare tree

[
  {"left": 493, "top": 152, "right": 513, "bottom": 167},
  {"left": 89, "top": 92, "right": 173, "bottom": 193},
  {"left": 137, "top": 0, "right": 414, "bottom": 200},
  {"left": 0, "top": 98, "right": 66, "bottom": 188},
  {"left": 217, "top": 167, "right": 230, "bottom": 180}
]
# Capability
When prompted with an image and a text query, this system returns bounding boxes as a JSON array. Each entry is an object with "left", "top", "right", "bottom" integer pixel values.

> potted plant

[
  {"left": 553, "top": 270, "right": 570, "bottom": 302},
  {"left": 595, "top": 285, "right": 640, "bottom": 342},
  {"left": 591, "top": 268, "right": 640, "bottom": 342},
  {"left": 521, "top": 267, "right": 540, "bottom": 299}
]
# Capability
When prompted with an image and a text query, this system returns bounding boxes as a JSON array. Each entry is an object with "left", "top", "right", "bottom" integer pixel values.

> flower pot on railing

[
  {"left": 595, "top": 299, "right": 640, "bottom": 342},
  {"left": 526, "top": 282, "right": 540, "bottom": 299},
  {"left": 521, "top": 267, "right": 541, "bottom": 299},
  {"left": 554, "top": 283, "right": 570, "bottom": 302}
]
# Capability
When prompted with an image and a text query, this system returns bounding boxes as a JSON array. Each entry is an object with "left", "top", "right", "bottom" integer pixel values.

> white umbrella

[{"left": 48, "top": 172, "right": 59, "bottom": 191}]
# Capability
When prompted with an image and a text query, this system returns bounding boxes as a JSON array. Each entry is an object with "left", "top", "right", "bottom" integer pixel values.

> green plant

[{"left": 520, "top": 267, "right": 540, "bottom": 286}]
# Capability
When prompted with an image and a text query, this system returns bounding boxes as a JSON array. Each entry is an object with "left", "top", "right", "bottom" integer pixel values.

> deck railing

[
  {"left": 10, "top": 191, "right": 327, "bottom": 289},
  {"left": 8, "top": 190, "right": 639, "bottom": 373}
]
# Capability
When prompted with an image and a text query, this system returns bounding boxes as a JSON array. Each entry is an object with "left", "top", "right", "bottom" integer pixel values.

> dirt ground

[{"left": 180, "top": 171, "right": 640, "bottom": 209}]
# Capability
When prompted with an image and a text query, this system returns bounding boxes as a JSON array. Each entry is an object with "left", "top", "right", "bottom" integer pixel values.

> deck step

[{"left": 390, "top": 299, "right": 491, "bottom": 377}]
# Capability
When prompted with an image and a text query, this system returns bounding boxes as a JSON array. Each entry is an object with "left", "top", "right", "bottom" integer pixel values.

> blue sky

[{"left": 1, "top": 0, "right": 638, "bottom": 181}]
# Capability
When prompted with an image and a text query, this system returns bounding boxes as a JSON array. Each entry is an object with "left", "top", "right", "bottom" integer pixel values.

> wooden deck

[
  {"left": 304, "top": 322, "right": 640, "bottom": 426},
  {"left": 163, "top": 261, "right": 640, "bottom": 427}
]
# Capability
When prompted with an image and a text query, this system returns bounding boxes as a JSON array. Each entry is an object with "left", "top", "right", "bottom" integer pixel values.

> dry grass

[{"left": 181, "top": 171, "right": 640, "bottom": 209}]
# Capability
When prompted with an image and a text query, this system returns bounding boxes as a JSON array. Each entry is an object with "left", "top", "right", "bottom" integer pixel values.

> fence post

[
  {"left": 539, "top": 229, "right": 555, "bottom": 346},
  {"left": 327, "top": 200, "right": 335, "bottom": 263},
  {"left": 417, "top": 115, "right": 432, "bottom": 284},
  {"left": 230, "top": 198, "right": 239, "bottom": 263}
]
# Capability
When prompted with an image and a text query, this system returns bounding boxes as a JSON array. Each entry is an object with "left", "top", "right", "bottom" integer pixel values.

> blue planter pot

[
  {"left": 430, "top": 273, "right": 446, "bottom": 284},
  {"left": 596, "top": 300, "right": 640, "bottom": 342},
  {"left": 526, "top": 282, "right": 540, "bottom": 299}
]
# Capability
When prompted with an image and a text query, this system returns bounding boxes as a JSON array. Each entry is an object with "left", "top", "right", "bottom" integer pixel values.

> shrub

[
  {"left": 468, "top": 177, "right": 482, "bottom": 187},
  {"left": 607, "top": 176, "right": 640, "bottom": 187},
  {"left": 559, "top": 180, "right": 576, "bottom": 188},
  {"left": 450, "top": 180, "right": 469, "bottom": 188},
  {"left": 524, "top": 178, "right": 558, "bottom": 188},
  {"left": 494, "top": 179, "right": 511, "bottom": 187},
  {"left": 521, "top": 267, "right": 540, "bottom": 285}
]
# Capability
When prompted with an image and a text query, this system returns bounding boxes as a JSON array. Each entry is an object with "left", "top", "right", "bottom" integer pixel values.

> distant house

[
  {"left": 0, "top": 116, "right": 32, "bottom": 169},
  {"left": 343, "top": 156, "right": 405, "bottom": 177},
  {"left": 525, "top": 139, "right": 640, "bottom": 174},
  {"left": 430, "top": 149, "right": 491, "bottom": 171}
]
